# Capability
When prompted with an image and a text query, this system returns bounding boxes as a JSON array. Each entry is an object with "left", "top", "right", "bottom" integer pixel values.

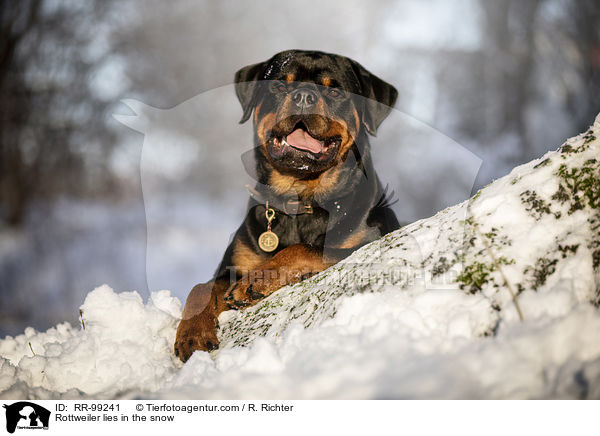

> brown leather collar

[{"left": 246, "top": 185, "right": 314, "bottom": 215}]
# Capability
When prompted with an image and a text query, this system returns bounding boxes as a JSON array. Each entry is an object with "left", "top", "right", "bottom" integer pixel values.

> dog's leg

[
  {"left": 174, "top": 281, "right": 229, "bottom": 361},
  {"left": 175, "top": 246, "right": 337, "bottom": 360},
  {"left": 225, "top": 244, "right": 333, "bottom": 308}
]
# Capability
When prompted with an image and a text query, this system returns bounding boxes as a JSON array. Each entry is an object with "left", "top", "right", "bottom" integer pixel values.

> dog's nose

[{"left": 291, "top": 88, "right": 317, "bottom": 109}]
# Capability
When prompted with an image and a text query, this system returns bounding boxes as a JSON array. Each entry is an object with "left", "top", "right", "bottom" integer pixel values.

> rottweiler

[{"left": 174, "top": 50, "right": 399, "bottom": 362}]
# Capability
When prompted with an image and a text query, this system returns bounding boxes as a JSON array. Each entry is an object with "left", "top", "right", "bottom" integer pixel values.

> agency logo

[{"left": 2, "top": 402, "right": 50, "bottom": 433}]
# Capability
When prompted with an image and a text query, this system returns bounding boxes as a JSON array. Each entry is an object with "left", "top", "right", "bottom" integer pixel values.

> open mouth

[{"left": 271, "top": 121, "right": 340, "bottom": 162}]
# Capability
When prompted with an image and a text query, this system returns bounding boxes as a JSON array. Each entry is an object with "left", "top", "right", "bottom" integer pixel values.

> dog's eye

[
  {"left": 326, "top": 88, "right": 342, "bottom": 98},
  {"left": 274, "top": 83, "right": 287, "bottom": 93}
]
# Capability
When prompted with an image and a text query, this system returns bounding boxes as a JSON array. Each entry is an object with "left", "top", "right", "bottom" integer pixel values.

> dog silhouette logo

[{"left": 3, "top": 402, "right": 50, "bottom": 433}]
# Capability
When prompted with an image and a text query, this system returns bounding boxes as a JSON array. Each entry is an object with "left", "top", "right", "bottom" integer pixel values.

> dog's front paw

[
  {"left": 223, "top": 267, "right": 311, "bottom": 309},
  {"left": 174, "top": 310, "right": 219, "bottom": 362},
  {"left": 224, "top": 281, "right": 266, "bottom": 309}
]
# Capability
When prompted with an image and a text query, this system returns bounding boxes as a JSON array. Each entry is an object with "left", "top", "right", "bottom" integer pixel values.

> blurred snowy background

[{"left": 1, "top": 0, "right": 599, "bottom": 336}]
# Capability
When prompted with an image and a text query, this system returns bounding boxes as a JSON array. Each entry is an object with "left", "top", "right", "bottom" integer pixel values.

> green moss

[
  {"left": 533, "top": 158, "right": 551, "bottom": 169},
  {"left": 560, "top": 144, "right": 574, "bottom": 154},
  {"left": 457, "top": 261, "right": 493, "bottom": 293},
  {"left": 431, "top": 256, "right": 452, "bottom": 277},
  {"left": 520, "top": 157, "right": 599, "bottom": 220},
  {"left": 455, "top": 216, "right": 517, "bottom": 294},
  {"left": 583, "top": 130, "right": 597, "bottom": 147},
  {"left": 561, "top": 130, "right": 596, "bottom": 156},
  {"left": 525, "top": 257, "right": 559, "bottom": 290},
  {"left": 460, "top": 217, "right": 475, "bottom": 227},
  {"left": 484, "top": 228, "right": 499, "bottom": 240},
  {"left": 555, "top": 160, "right": 600, "bottom": 214},
  {"left": 457, "top": 257, "right": 514, "bottom": 294},
  {"left": 589, "top": 214, "right": 600, "bottom": 270},
  {"left": 520, "top": 190, "right": 554, "bottom": 219},
  {"left": 557, "top": 244, "right": 579, "bottom": 258},
  {"left": 551, "top": 184, "right": 570, "bottom": 205}
]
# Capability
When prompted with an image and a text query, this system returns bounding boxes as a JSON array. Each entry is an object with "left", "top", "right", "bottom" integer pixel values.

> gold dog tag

[
  {"left": 259, "top": 202, "right": 279, "bottom": 252},
  {"left": 258, "top": 230, "right": 279, "bottom": 252}
]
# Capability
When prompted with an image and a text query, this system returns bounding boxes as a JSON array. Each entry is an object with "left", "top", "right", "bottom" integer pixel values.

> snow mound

[
  {"left": 0, "top": 285, "right": 182, "bottom": 398},
  {"left": 1, "top": 115, "right": 599, "bottom": 399}
]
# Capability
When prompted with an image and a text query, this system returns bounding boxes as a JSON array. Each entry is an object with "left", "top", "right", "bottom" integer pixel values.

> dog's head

[{"left": 235, "top": 50, "right": 397, "bottom": 184}]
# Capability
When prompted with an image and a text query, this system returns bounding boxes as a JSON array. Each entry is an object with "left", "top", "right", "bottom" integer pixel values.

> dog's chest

[{"left": 271, "top": 209, "right": 329, "bottom": 246}]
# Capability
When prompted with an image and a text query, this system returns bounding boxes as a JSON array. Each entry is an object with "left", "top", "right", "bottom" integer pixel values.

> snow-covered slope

[{"left": 1, "top": 115, "right": 599, "bottom": 399}]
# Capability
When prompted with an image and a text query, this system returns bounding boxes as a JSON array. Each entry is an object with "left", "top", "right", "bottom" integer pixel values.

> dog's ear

[
  {"left": 350, "top": 60, "right": 398, "bottom": 136},
  {"left": 234, "top": 61, "right": 265, "bottom": 124}
]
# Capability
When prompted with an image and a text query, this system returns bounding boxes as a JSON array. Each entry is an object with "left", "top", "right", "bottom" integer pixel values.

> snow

[
  {"left": 0, "top": 285, "right": 181, "bottom": 398},
  {"left": 1, "top": 115, "right": 599, "bottom": 399}
]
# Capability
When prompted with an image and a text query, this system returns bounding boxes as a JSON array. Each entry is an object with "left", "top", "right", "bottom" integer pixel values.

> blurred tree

[
  {"left": 0, "top": 0, "right": 120, "bottom": 227},
  {"left": 477, "top": 0, "right": 599, "bottom": 160},
  {"left": 563, "top": 0, "right": 600, "bottom": 131},
  {"left": 479, "top": 0, "right": 541, "bottom": 160},
  {"left": 430, "top": 0, "right": 600, "bottom": 188}
]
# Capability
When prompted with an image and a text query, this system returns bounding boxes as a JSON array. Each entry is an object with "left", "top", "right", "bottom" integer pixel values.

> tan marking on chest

[
  {"left": 268, "top": 165, "right": 342, "bottom": 202},
  {"left": 232, "top": 239, "right": 266, "bottom": 273}
]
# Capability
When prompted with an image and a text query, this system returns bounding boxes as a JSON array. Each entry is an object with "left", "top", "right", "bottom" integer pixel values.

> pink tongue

[{"left": 286, "top": 129, "right": 324, "bottom": 153}]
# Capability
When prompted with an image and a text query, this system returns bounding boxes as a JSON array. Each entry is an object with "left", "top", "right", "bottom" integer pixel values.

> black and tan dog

[{"left": 174, "top": 50, "right": 399, "bottom": 361}]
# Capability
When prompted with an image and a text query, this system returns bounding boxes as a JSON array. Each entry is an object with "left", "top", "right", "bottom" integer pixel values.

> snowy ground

[{"left": 1, "top": 115, "right": 599, "bottom": 399}]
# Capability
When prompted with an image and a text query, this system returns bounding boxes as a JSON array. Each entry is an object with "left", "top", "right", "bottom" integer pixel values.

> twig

[
  {"left": 477, "top": 226, "right": 524, "bottom": 321},
  {"left": 79, "top": 309, "right": 86, "bottom": 330},
  {"left": 467, "top": 205, "right": 524, "bottom": 321}
]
